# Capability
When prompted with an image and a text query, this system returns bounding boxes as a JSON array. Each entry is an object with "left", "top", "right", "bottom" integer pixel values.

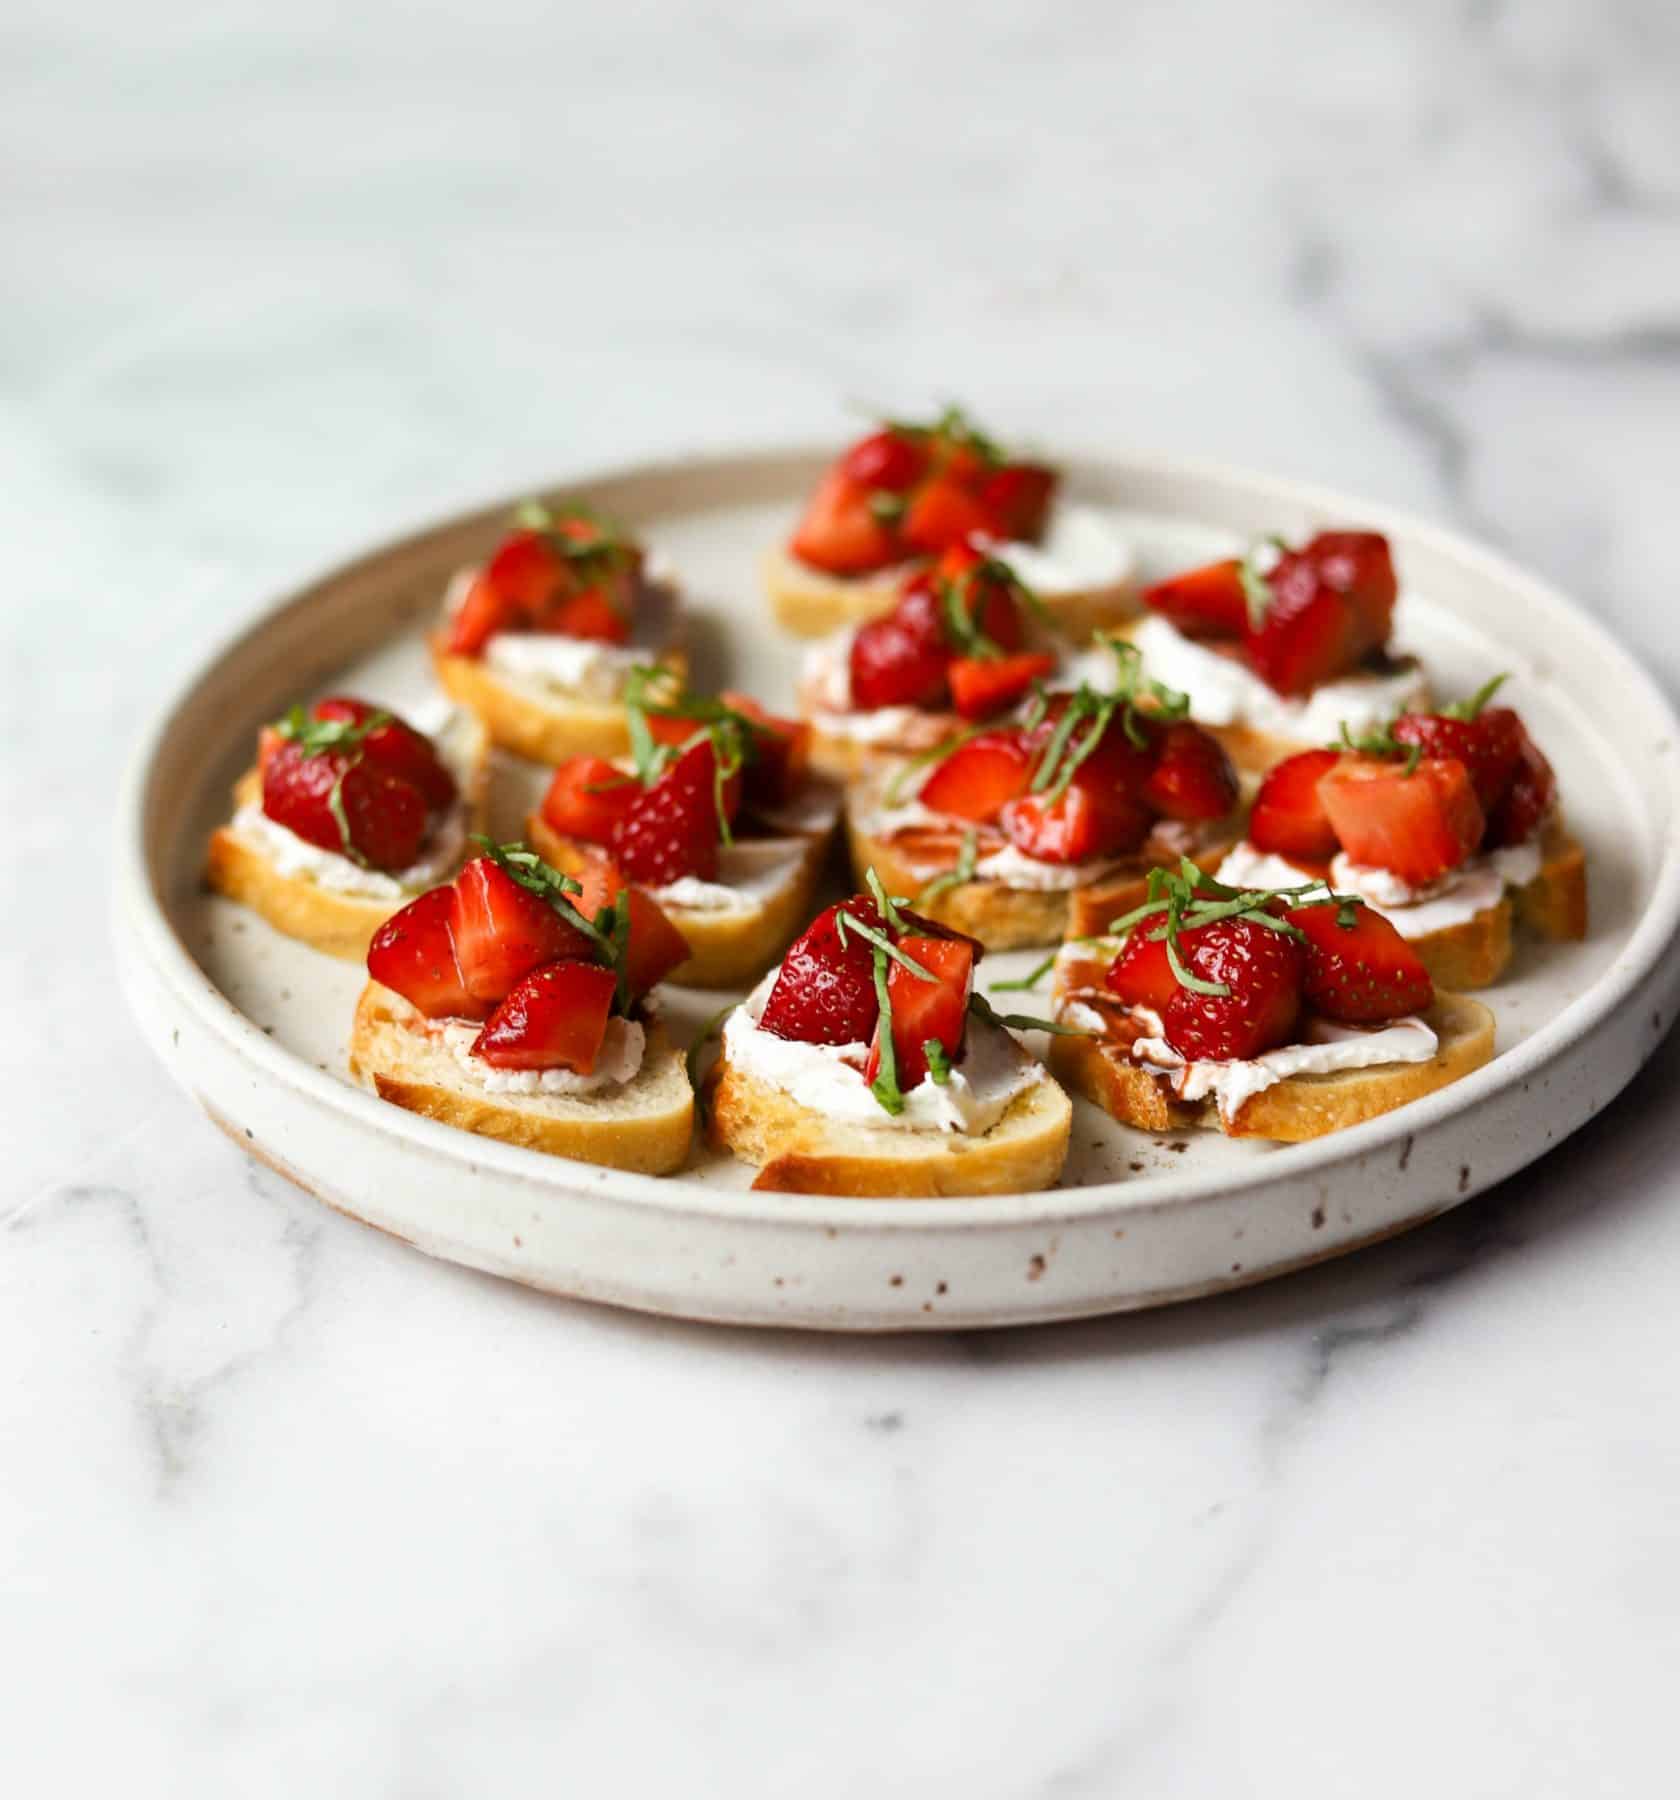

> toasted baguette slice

[
  {"left": 764, "top": 545, "right": 1138, "bottom": 644},
  {"left": 349, "top": 983, "right": 693, "bottom": 1174},
  {"left": 205, "top": 716, "right": 490, "bottom": 960},
  {"left": 525, "top": 805, "right": 837, "bottom": 989},
  {"left": 846, "top": 800, "right": 1243, "bottom": 952},
  {"left": 706, "top": 1049, "right": 1072, "bottom": 1196},
  {"left": 429, "top": 633, "right": 687, "bottom": 765},
  {"left": 1049, "top": 954, "right": 1495, "bottom": 1141}
]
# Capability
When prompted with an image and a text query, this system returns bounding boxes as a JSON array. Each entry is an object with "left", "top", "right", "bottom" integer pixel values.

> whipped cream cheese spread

[
  {"left": 971, "top": 842, "right": 1127, "bottom": 892},
  {"left": 1127, "top": 1006, "right": 1439, "bottom": 1125},
  {"left": 651, "top": 837, "right": 813, "bottom": 915},
  {"left": 231, "top": 706, "right": 478, "bottom": 899},
  {"left": 438, "top": 1015, "right": 645, "bottom": 1097},
  {"left": 723, "top": 976, "right": 1044, "bottom": 1134},
  {"left": 1124, "top": 614, "right": 1430, "bottom": 740},
  {"left": 981, "top": 506, "right": 1137, "bottom": 597},
  {"left": 1215, "top": 835, "right": 1544, "bottom": 940}
]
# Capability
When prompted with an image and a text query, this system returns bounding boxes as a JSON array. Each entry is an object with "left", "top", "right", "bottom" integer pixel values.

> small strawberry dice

[
  {"left": 1141, "top": 721, "right": 1238, "bottom": 822},
  {"left": 917, "top": 730, "right": 1036, "bottom": 823},
  {"left": 1000, "top": 770, "right": 1153, "bottom": 864},
  {"left": 1158, "top": 917, "right": 1305, "bottom": 1062},
  {"left": 540, "top": 585, "right": 630, "bottom": 645},
  {"left": 947, "top": 652, "right": 1056, "bottom": 721},
  {"left": 1105, "top": 931, "right": 1180, "bottom": 1015},
  {"left": 541, "top": 756, "right": 640, "bottom": 846},
  {"left": 1484, "top": 727, "right": 1556, "bottom": 848},
  {"left": 931, "top": 542, "right": 1027, "bottom": 653},
  {"left": 1285, "top": 899, "right": 1434, "bottom": 1024},
  {"left": 790, "top": 467, "right": 902, "bottom": 575},
  {"left": 261, "top": 740, "right": 428, "bottom": 872},
  {"left": 367, "top": 885, "right": 487, "bottom": 1020},
  {"left": 473, "top": 961, "right": 618, "bottom": 1073},
  {"left": 571, "top": 855, "right": 693, "bottom": 997},
  {"left": 863, "top": 934, "right": 974, "bottom": 1090},
  {"left": 313, "top": 697, "right": 457, "bottom": 811},
  {"left": 900, "top": 476, "right": 995, "bottom": 556},
  {"left": 1390, "top": 706, "right": 1523, "bottom": 812},
  {"left": 1141, "top": 557, "right": 1249, "bottom": 639},
  {"left": 841, "top": 429, "right": 929, "bottom": 494},
  {"left": 1319, "top": 755, "right": 1485, "bottom": 885},
  {"left": 975, "top": 463, "right": 1056, "bottom": 542},
  {"left": 450, "top": 855, "right": 596, "bottom": 1005},
  {"left": 610, "top": 736, "right": 737, "bottom": 886},
  {"left": 1249, "top": 748, "right": 1343, "bottom": 862},
  {"left": 1243, "top": 532, "right": 1396, "bottom": 696},
  {"left": 446, "top": 569, "right": 520, "bottom": 657},
  {"left": 849, "top": 610, "right": 951, "bottom": 712},
  {"left": 758, "top": 897, "right": 886, "bottom": 1046},
  {"left": 720, "top": 692, "right": 812, "bottom": 810}
]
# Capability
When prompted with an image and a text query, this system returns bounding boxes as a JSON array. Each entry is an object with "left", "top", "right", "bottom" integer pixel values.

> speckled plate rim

[{"left": 112, "top": 445, "right": 1680, "bottom": 1327}]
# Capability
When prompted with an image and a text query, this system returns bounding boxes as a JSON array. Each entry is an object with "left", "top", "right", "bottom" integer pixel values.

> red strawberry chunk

[
  {"left": 929, "top": 542, "right": 1027, "bottom": 653},
  {"left": 720, "top": 692, "right": 812, "bottom": 810},
  {"left": 485, "top": 528, "right": 567, "bottom": 610},
  {"left": 1104, "top": 931, "right": 1179, "bottom": 1015},
  {"left": 1000, "top": 773, "right": 1152, "bottom": 864},
  {"left": 975, "top": 464, "right": 1055, "bottom": 542},
  {"left": 863, "top": 934, "right": 974, "bottom": 1090},
  {"left": 1319, "top": 755, "right": 1485, "bottom": 886},
  {"left": 1243, "top": 532, "right": 1396, "bottom": 696},
  {"left": 261, "top": 741, "right": 428, "bottom": 872},
  {"left": 541, "top": 585, "right": 630, "bottom": 645},
  {"left": 446, "top": 569, "right": 520, "bottom": 656},
  {"left": 610, "top": 736, "right": 738, "bottom": 886},
  {"left": 1141, "top": 721, "right": 1238, "bottom": 822},
  {"left": 947, "top": 652, "right": 1056, "bottom": 721},
  {"left": 917, "top": 730, "right": 1036, "bottom": 823},
  {"left": 367, "top": 885, "right": 487, "bottom": 1020},
  {"left": 849, "top": 611, "right": 951, "bottom": 711},
  {"left": 1158, "top": 917, "right": 1304, "bottom": 1061},
  {"left": 1484, "top": 728, "right": 1556, "bottom": 848},
  {"left": 473, "top": 961, "right": 618, "bottom": 1073},
  {"left": 450, "top": 855, "right": 595, "bottom": 1005},
  {"left": 841, "top": 429, "right": 929, "bottom": 494},
  {"left": 901, "top": 476, "right": 994, "bottom": 556},
  {"left": 1249, "top": 749, "right": 1342, "bottom": 861},
  {"left": 790, "top": 467, "right": 902, "bottom": 575},
  {"left": 758, "top": 897, "right": 886, "bottom": 1046},
  {"left": 541, "top": 756, "right": 640, "bottom": 846},
  {"left": 1141, "top": 557, "right": 1249, "bottom": 639},
  {"left": 313, "top": 697, "right": 457, "bottom": 811},
  {"left": 1390, "top": 707, "right": 1523, "bottom": 812},
  {"left": 1285, "top": 900, "right": 1434, "bottom": 1024},
  {"left": 571, "top": 855, "right": 692, "bottom": 997}
]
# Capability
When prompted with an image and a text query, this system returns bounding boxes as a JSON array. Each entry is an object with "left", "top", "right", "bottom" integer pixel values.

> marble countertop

[{"left": 7, "top": 2, "right": 1680, "bottom": 1792}]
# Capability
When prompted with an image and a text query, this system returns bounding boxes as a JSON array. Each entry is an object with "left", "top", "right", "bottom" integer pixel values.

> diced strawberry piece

[
  {"left": 1484, "top": 727, "right": 1556, "bottom": 848},
  {"left": 572, "top": 855, "right": 692, "bottom": 996},
  {"left": 930, "top": 542, "right": 1028, "bottom": 653},
  {"left": 918, "top": 730, "right": 1036, "bottom": 823},
  {"left": 1141, "top": 558, "right": 1249, "bottom": 639},
  {"left": 450, "top": 855, "right": 595, "bottom": 1004},
  {"left": 849, "top": 612, "right": 951, "bottom": 711},
  {"left": 367, "top": 885, "right": 487, "bottom": 1020},
  {"left": 1319, "top": 755, "right": 1485, "bottom": 885},
  {"left": 1021, "top": 695, "right": 1158, "bottom": 791},
  {"left": 540, "top": 756, "right": 640, "bottom": 846},
  {"left": 261, "top": 740, "right": 428, "bottom": 872},
  {"left": 1000, "top": 770, "right": 1153, "bottom": 864},
  {"left": 975, "top": 464, "right": 1056, "bottom": 542},
  {"left": 1390, "top": 707, "right": 1523, "bottom": 812},
  {"left": 841, "top": 429, "right": 929, "bottom": 494},
  {"left": 790, "top": 467, "right": 901, "bottom": 575},
  {"left": 540, "top": 585, "right": 630, "bottom": 645},
  {"left": 901, "top": 476, "right": 994, "bottom": 556},
  {"left": 643, "top": 712, "right": 702, "bottom": 749},
  {"left": 446, "top": 569, "right": 521, "bottom": 656},
  {"left": 758, "top": 897, "right": 886, "bottom": 1046},
  {"left": 1105, "top": 930, "right": 1179, "bottom": 1015},
  {"left": 1243, "top": 532, "right": 1396, "bottom": 696},
  {"left": 1285, "top": 900, "right": 1434, "bottom": 1024},
  {"left": 485, "top": 529, "right": 567, "bottom": 609},
  {"left": 1249, "top": 748, "right": 1343, "bottom": 862},
  {"left": 610, "top": 736, "right": 735, "bottom": 885},
  {"left": 313, "top": 697, "right": 457, "bottom": 811},
  {"left": 472, "top": 961, "right": 618, "bottom": 1073},
  {"left": 1158, "top": 917, "right": 1305, "bottom": 1062},
  {"left": 863, "top": 934, "right": 974, "bottom": 1090},
  {"left": 1142, "top": 721, "right": 1239, "bottom": 822},
  {"left": 948, "top": 652, "right": 1057, "bottom": 721},
  {"left": 721, "top": 692, "right": 812, "bottom": 809}
]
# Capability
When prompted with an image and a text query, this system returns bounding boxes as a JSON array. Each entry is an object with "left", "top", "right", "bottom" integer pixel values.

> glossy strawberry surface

[
  {"left": 758, "top": 897, "right": 886, "bottom": 1046},
  {"left": 367, "top": 886, "right": 487, "bottom": 1020},
  {"left": 1285, "top": 901, "right": 1434, "bottom": 1024},
  {"left": 450, "top": 855, "right": 594, "bottom": 1004},
  {"left": 1248, "top": 748, "right": 1342, "bottom": 862},
  {"left": 1319, "top": 755, "right": 1485, "bottom": 885},
  {"left": 473, "top": 961, "right": 617, "bottom": 1073},
  {"left": 261, "top": 740, "right": 428, "bottom": 872},
  {"left": 1157, "top": 917, "right": 1305, "bottom": 1062},
  {"left": 541, "top": 756, "right": 640, "bottom": 845},
  {"left": 863, "top": 934, "right": 973, "bottom": 1090}
]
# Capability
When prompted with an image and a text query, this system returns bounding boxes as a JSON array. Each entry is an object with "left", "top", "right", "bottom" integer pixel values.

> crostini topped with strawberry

[
  {"left": 430, "top": 501, "right": 685, "bottom": 764},
  {"left": 1047, "top": 860, "right": 1496, "bottom": 1139},
  {"left": 1130, "top": 531, "right": 1430, "bottom": 767},
  {"left": 704, "top": 874, "right": 1075, "bottom": 1195},
  {"left": 525, "top": 672, "right": 843, "bottom": 987},
  {"left": 1214, "top": 677, "right": 1586, "bottom": 988},
  {"left": 846, "top": 649, "right": 1245, "bottom": 949},
  {"left": 767, "top": 407, "right": 1137, "bottom": 641}
]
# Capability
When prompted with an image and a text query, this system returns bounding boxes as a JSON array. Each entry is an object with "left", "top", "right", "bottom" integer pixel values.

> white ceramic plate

[{"left": 114, "top": 448, "right": 1680, "bottom": 1330}]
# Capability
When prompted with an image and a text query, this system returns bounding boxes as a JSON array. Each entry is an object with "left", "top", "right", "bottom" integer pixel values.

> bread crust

[
  {"left": 763, "top": 545, "right": 1138, "bottom": 644},
  {"left": 428, "top": 633, "right": 687, "bottom": 765},
  {"left": 706, "top": 1049, "right": 1073, "bottom": 1196},
  {"left": 1049, "top": 952, "right": 1496, "bottom": 1141},
  {"left": 846, "top": 805, "right": 1242, "bottom": 951},
  {"left": 204, "top": 721, "right": 490, "bottom": 961},
  {"left": 1516, "top": 820, "right": 1588, "bottom": 942},
  {"left": 348, "top": 983, "right": 694, "bottom": 1174},
  {"left": 525, "top": 811, "right": 834, "bottom": 989}
]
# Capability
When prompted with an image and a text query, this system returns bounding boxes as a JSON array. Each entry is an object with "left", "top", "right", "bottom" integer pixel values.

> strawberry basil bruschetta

[
  {"left": 767, "top": 406, "right": 1137, "bottom": 642},
  {"left": 207, "top": 696, "right": 488, "bottom": 958},
  {"left": 1213, "top": 680, "right": 1587, "bottom": 989},
  {"left": 798, "top": 541, "right": 1065, "bottom": 779},
  {"left": 349, "top": 842, "right": 694, "bottom": 1172},
  {"left": 1128, "top": 530, "right": 1429, "bottom": 771},
  {"left": 846, "top": 655, "right": 1246, "bottom": 951},
  {"left": 705, "top": 875, "right": 1074, "bottom": 1195},
  {"left": 525, "top": 673, "right": 841, "bottom": 988},
  {"left": 1049, "top": 862, "right": 1496, "bottom": 1141},
  {"left": 430, "top": 500, "right": 685, "bottom": 764}
]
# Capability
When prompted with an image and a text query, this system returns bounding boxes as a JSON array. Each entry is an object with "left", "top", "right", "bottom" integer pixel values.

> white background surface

[{"left": 6, "top": 3, "right": 1679, "bottom": 1793}]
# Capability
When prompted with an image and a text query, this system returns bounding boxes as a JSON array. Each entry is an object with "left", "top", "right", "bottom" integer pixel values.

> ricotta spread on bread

[
  {"left": 978, "top": 505, "right": 1136, "bottom": 597},
  {"left": 434, "top": 1015, "right": 646, "bottom": 1096}
]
